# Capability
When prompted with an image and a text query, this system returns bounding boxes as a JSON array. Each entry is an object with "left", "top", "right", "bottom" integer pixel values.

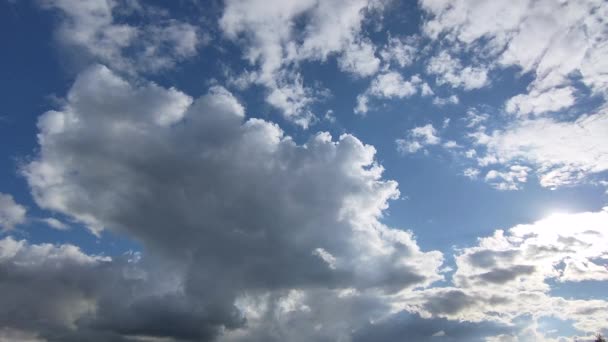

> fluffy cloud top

[{"left": 14, "top": 64, "right": 445, "bottom": 341}]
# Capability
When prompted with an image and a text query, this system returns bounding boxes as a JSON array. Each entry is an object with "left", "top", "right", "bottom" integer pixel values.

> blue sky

[{"left": 1, "top": 0, "right": 607, "bottom": 341}]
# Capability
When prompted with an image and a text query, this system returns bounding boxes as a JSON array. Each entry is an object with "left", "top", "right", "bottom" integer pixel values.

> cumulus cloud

[
  {"left": 470, "top": 106, "right": 608, "bottom": 188},
  {"left": 41, "top": 0, "right": 201, "bottom": 74},
  {"left": 396, "top": 124, "right": 441, "bottom": 154},
  {"left": 15, "top": 65, "right": 445, "bottom": 341},
  {"left": 0, "top": 235, "right": 238, "bottom": 342},
  {"left": 0, "top": 193, "right": 26, "bottom": 230}
]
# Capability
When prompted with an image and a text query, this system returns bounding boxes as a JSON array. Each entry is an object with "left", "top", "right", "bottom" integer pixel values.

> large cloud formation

[
  {"left": 11, "top": 64, "right": 445, "bottom": 341},
  {"left": 3, "top": 1, "right": 608, "bottom": 341}
]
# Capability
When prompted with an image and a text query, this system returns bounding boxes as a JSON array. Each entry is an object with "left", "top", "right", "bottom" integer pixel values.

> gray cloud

[{"left": 10, "top": 64, "right": 445, "bottom": 341}]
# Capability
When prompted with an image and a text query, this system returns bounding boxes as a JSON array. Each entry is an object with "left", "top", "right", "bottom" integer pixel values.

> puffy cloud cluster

[
  {"left": 396, "top": 124, "right": 441, "bottom": 154},
  {"left": 220, "top": 0, "right": 388, "bottom": 126},
  {"left": 41, "top": 0, "right": 201, "bottom": 73},
  {"left": 484, "top": 165, "right": 530, "bottom": 191},
  {"left": 420, "top": 0, "right": 608, "bottom": 110},
  {"left": 426, "top": 51, "right": 489, "bottom": 91},
  {"left": 0, "top": 192, "right": 26, "bottom": 230},
  {"left": 13, "top": 65, "right": 446, "bottom": 341},
  {"left": 355, "top": 72, "right": 428, "bottom": 114}
]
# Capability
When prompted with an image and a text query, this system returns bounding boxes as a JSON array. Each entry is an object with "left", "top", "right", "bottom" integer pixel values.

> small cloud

[
  {"left": 463, "top": 168, "right": 480, "bottom": 179},
  {"left": 41, "top": 218, "right": 70, "bottom": 231},
  {"left": 432, "top": 95, "right": 459, "bottom": 106},
  {"left": 396, "top": 124, "right": 440, "bottom": 154},
  {"left": 432, "top": 330, "right": 446, "bottom": 337}
]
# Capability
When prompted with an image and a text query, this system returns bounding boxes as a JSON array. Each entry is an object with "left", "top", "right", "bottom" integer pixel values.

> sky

[{"left": 0, "top": 0, "right": 607, "bottom": 341}]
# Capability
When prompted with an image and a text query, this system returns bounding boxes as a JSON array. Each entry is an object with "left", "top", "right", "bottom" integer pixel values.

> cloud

[
  {"left": 505, "top": 87, "right": 577, "bottom": 117},
  {"left": 379, "top": 35, "right": 418, "bottom": 68},
  {"left": 41, "top": 217, "right": 69, "bottom": 230},
  {"left": 16, "top": 65, "right": 445, "bottom": 341},
  {"left": 396, "top": 124, "right": 441, "bottom": 154},
  {"left": 220, "top": 0, "right": 387, "bottom": 126},
  {"left": 470, "top": 106, "right": 608, "bottom": 188},
  {"left": 338, "top": 39, "right": 381, "bottom": 77},
  {"left": 432, "top": 95, "right": 459, "bottom": 106},
  {"left": 426, "top": 51, "right": 489, "bottom": 90},
  {"left": 484, "top": 165, "right": 530, "bottom": 191},
  {"left": 397, "top": 208, "right": 608, "bottom": 337},
  {"left": 0, "top": 193, "right": 26, "bottom": 230},
  {"left": 463, "top": 168, "right": 480, "bottom": 179},
  {"left": 355, "top": 72, "right": 420, "bottom": 114},
  {"left": 420, "top": 0, "right": 608, "bottom": 107},
  {"left": 41, "top": 0, "right": 201, "bottom": 74},
  {"left": 0, "top": 235, "right": 240, "bottom": 342}
]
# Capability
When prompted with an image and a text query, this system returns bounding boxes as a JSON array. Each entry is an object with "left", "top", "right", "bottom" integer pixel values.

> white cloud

[
  {"left": 380, "top": 35, "right": 417, "bottom": 68},
  {"left": 338, "top": 39, "right": 381, "bottom": 77},
  {"left": 432, "top": 95, "right": 459, "bottom": 106},
  {"left": 396, "top": 124, "right": 441, "bottom": 154},
  {"left": 465, "top": 109, "right": 489, "bottom": 128},
  {"left": 0, "top": 193, "right": 26, "bottom": 230},
  {"left": 505, "top": 87, "right": 576, "bottom": 117},
  {"left": 484, "top": 165, "right": 530, "bottom": 191},
  {"left": 41, "top": 217, "right": 69, "bottom": 230},
  {"left": 41, "top": 0, "right": 200, "bottom": 74},
  {"left": 443, "top": 140, "right": 459, "bottom": 149},
  {"left": 463, "top": 168, "right": 480, "bottom": 179},
  {"left": 426, "top": 51, "right": 489, "bottom": 90},
  {"left": 470, "top": 106, "right": 608, "bottom": 188},
  {"left": 355, "top": 72, "right": 419, "bottom": 114},
  {"left": 220, "top": 0, "right": 388, "bottom": 126}
]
